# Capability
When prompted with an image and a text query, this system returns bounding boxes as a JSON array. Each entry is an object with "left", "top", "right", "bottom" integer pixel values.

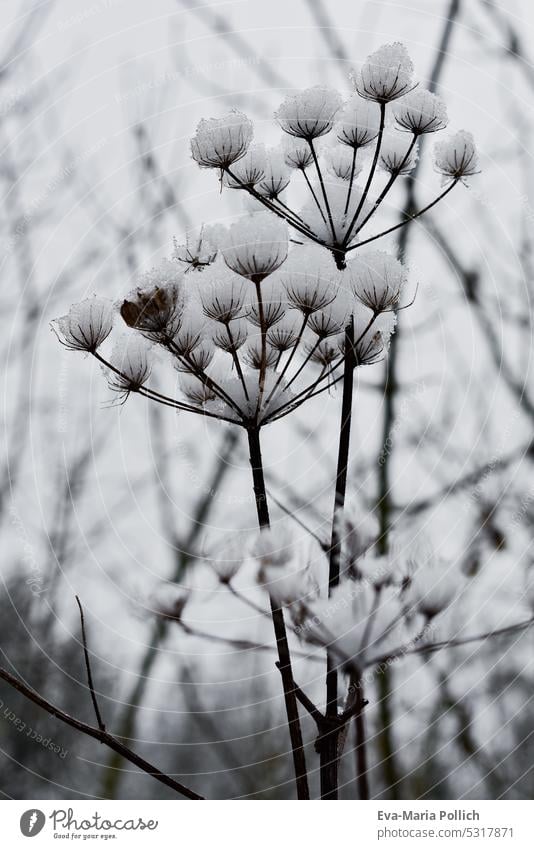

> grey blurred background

[{"left": 1, "top": 0, "right": 534, "bottom": 800}]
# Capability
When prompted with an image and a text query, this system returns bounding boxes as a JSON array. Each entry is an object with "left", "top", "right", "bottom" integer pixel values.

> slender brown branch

[
  {"left": 75, "top": 596, "right": 105, "bottom": 732},
  {"left": 0, "top": 664, "right": 204, "bottom": 800}
]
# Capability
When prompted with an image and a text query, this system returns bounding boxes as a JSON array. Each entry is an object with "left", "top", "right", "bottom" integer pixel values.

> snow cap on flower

[
  {"left": 200, "top": 265, "right": 248, "bottom": 324},
  {"left": 52, "top": 295, "right": 114, "bottom": 353},
  {"left": 242, "top": 337, "right": 279, "bottom": 370},
  {"left": 434, "top": 130, "right": 479, "bottom": 183},
  {"left": 336, "top": 96, "right": 382, "bottom": 148},
  {"left": 191, "top": 110, "right": 253, "bottom": 169},
  {"left": 210, "top": 536, "right": 247, "bottom": 584},
  {"left": 354, "top": 42, "right": 415, "bottom": 103},
  {"left": 224, "top": 143, "right": 267, "bottom": 189},
  {"left": 323, "top": 144, "right": 362, "bottom": 182},
  {"left": 303, "top": 580, "right": 406, "bottom": 668},
  {"left": 173, "top": 224, "right": 222, "bottom": 271},
  {"left": 222, "top": 214, "right": 288, "bottom": 281},
  {"left": 282, "top": 135, "right": 315, "bottom": 170},
  {"left": 108, "top": 335, "right": 152, "bottom": 399},
  {"left": 281, "top": 246, "right": 338, "bottom": 314},
  {"left": 406, "top": 554, "right": 458, "bottom": 619},
  {"left": 275, "top": 86, "right": 343, "bottom": 139},
  {"left": 180, "top": 372, "right": 217, "bottom": 406},
  {"left": 349, "top": 251, "right": 406, "bottom": 313},
  {"left": 253, "top": 526, "right": 315, "bottom": 608},
  {"left": 307, "top": 295, "right": 349, "bottom": 339},
  {"left": 120, "top": 260, "right": 184, "bottom": 341},
  {"left": 257, "top": 148, "right": 291, "bottom": 198},
  {"left": 394, "top": 89, "right": 448, "bottom": 135},
  {"left": 171, "top": 301, "right": 207, "bottom": 356},
  {"left": 342, "top": 306, "right": 396, "bottom": 365},
  {"left": 267, "top": 312, "right": 302, "bottom": 352},
  {"left": 379, "top": 131, "right": 419, "bottom": 175},
  {"left": 212, "top": 317, "right": 248, "bottom": 352}
]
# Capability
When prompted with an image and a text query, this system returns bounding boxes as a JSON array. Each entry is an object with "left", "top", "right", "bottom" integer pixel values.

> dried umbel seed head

[
  {"left": 354, "top": 42, "right": 415, "bottom": 103},
  {"left": 120, "top": 262, "right": 184, "bottom": 341},
  {"left": 171, "top": 303, "right": 206, "bottom": 356},
  {"left": 257, "top": 149, "right": 291, "bottom": 199},
  {"left": 191, "top": 110, "right": 253, "bottom": 169},
  {"left": 308, "top": 338, "right": 340, "bottom": 367},
  {"left": 212, "top": 317, "right": 248, "bottom": 352},
  {"left": 224, "top": 143, "right": 267, "bottom": 189},
  {"left": 349, "top": 251, "right": 406, "bottom": 313},
  {"left": 246, "top": 280, "right": 286, "bottom": 329},
  {"left": 281, "top": 246, "right": 337, "bottom": 314},
  {"left": 180, "top": 372, "right": 217, "bottom": 406},
  {"left": 282, "top": 135, "right": 315, "bottom": 170},
  {"left": 323, "top": 145, "right": 362, "bottom": 182},
  {"left": 394, "top": 89, "right": 448, "bottom": 135},
  {"left": 222, "top": 215, "right": 288, "bottom": 281},
  {"left": 200, "top": 268, "right": 248, "bottom": 324},
  {"left": 267, "top": 313, "right": 302, "bottom": 352},
  {"left": 344, "top": 308, "right": 396, "bottom": 365},
  {"left": 175, "top": 338, "right": 215, "bottom": 373},
  {"left": 308, "top": 298, "right": 349, "bottom": 339},
  {"left": 406, "top": 556, "right": 458, "bottom": 620},
  {"left": 108, "top": 336, "right": 152, "bottom": 399},
  {"left": 304, "top": 580, "right": 407, "bottom": 668},
  {"left": 210, "top": 537, "right": 246, "bottom": 584},
  {"left": 434, "top": 130, "right": 479, "bottom": 183},
  {"left": 242, "top": 338, "right": 279, "bottom": 370},
  {"left": 275, "top": 86, "right": 343, "bottom": 139},
  {"left": 379, "top": 131, "right": 419, "bottom": 175},
  {"left": 173, "top": 224, "right": 222, "bottom": 271},
  {"left": 52, "top": 295, "right": 114, "bottom": 353},
  {"left": 336, "top": 96, "right": 382, "bottom": 148}
]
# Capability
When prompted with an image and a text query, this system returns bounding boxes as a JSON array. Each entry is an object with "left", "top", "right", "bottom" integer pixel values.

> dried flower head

[
  {"left": 52, "top": 296, "right": 114, "bottom": 353},
  {"left": 349, "top": 251, "right": 406, "bottom": 312},
  {"left": 222, "top": 215, "right": 288, "bottom": 281},
  {"left": 434, "top": 130, "right": 479, "bottom": 183},
  {"left": 281, "top": 246, "right": 338, "bottom": 314},
  {"left": 379, "top": 131, "right": 419, "bottom": 175},
  {"left": 173, "top": 224, "right": 222, "bottom": 271},
  {"left": 242, "top": 338, "right": 279, "bottom": 370},
  {"left": 336, "top": 96, "right": 382, "bottom": 148},
  {"left": 180, "top": 372, "right": 217, "bottom": 406},
  {"left": 120, "top": 261, "right": 184, "bottom": 341},
  {"left": 394, "top": 89, "right": 448, "bottom": 135},
  {"left": 275, "top": 87, "right": 342, "bottom": 139},
  {"left": 200, "top": 266, "right": 248, "bottom": 324},
  {"left": 355, "top": 42, "right": 415, "bottom": 103},
  {"left": 406, "top": 554, "right": 458, "bottom": 619},
  {"left": 257, "top": 149, "right": 291, "bottom": 199},
  {"left": 224, "top": 143, "right": 267, "bottom": 189},
  {"left": 267, "top": 313, "right": 302, "bottom": 352},
  {"left": 282, "top": 135, "right": 315, "bottom": 170},
  {"left": 107, "top": 336, "right": 152, "bottom": 400},
  {"left": 191, "top": 110, "right": 253, "bottom": 169},
  {"left": 324, "top": 145, "right": 362, "bottom": 182},
  {"left": 212, "top": 317, "right": 248, "bottom": 353}
]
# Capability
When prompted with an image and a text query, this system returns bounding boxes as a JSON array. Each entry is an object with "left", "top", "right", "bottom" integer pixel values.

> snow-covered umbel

[
  {"left": 394, "top": 89, "right": 448, "bottom": 135},
  {"left": 222, "top": 215, "right": 288, "bottom": 281},
  {"left": 107, "top": 336, "right": 152, "bottom": 400},
  {"left": 355, "top": 42, "right": 414, "bottom": 103},
  {"left": 275, "top": 86, "right": 343, "bottom": 139},
  {"left": 55, "top": 40, "right": 477, "bottom": 430},
  {"left": 188, "top": 42, "right": 476, "bottom": 261},
  {"left": 434, "top": 130, "right": 479, "bottom": 183},
  {"left": 349, "top": 251, "right": 406, "bottom": 312},
  {"left": 190, "top": 110, "right": 253, "bottom": 169},
  {"left": 120, "top": 260, "right": 184, "bottom": 341},
  {"left": 379, "top": 131, "right": 419, "bottom": 175},
  {"left": 53, "top": 296, "right": 114, "bottom": 353},
  {"left": 336, "top": 97, "right": 381, "bottom": 148}
]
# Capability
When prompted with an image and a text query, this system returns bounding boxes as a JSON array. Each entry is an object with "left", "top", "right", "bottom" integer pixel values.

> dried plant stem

[
  {"left": 353, "top": 677, "right": 370, "bottom": 799},
  {"left": 321, "top": 318, "right": 355, "bottom": 800},
  {"left": 0, "top": 665, "right": 203, "bottom": 799},
  {"left": 247, "top": 425, "right": 310, "bottom": 800}
]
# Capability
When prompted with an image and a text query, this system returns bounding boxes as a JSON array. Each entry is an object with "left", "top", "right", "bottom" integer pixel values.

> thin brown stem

[
  {"left": 0, "top": 666, "right": 203, "bottom": 799},
  {"left": 75, "top": 596, "right": 105, "bottom": 732},
  {"left": 343, "top": 102, "right": 386, "bottom": 246}
]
